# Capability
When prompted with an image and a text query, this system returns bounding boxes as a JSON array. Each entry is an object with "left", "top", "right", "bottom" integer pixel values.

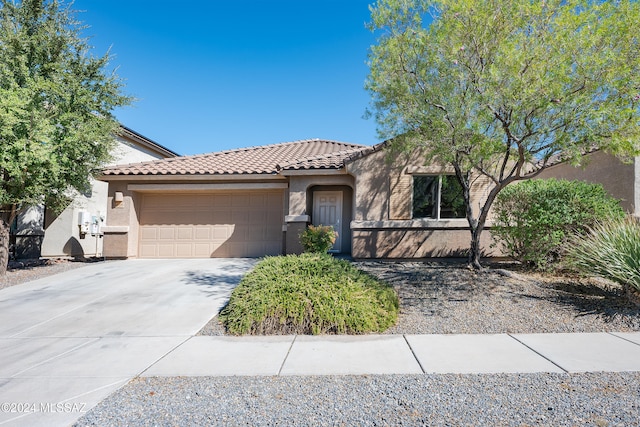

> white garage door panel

[{"left": 139, "top": 191, "right": 283, "bottom": 258}]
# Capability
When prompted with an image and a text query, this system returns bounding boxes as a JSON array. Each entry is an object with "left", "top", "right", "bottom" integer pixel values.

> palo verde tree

[
  {"left": 0, "top": 0, "right": 131, "bottom": 274},
  {"left": 366, "top": 0, "right": 640, "bottom": 269}
]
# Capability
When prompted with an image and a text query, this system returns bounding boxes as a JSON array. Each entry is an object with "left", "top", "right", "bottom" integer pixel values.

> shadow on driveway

[{"left": 181, "top": 258, "right": 258, "bottom": 300}]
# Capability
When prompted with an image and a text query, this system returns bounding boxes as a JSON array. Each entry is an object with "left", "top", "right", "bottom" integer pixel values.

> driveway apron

[{"left": 0, "top": 258, "right": 255, "bottom": 427}]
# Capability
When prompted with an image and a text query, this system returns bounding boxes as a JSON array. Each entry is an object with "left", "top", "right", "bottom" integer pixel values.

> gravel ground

[
  {"left": 75, "top": 373, "right": 640, "bottom": 426},
  {"left": 199, "top": 260, "right": 640, "bottom": 336},
  {"left": 359, "top": 261, "right": 640, "bottom": 334}
]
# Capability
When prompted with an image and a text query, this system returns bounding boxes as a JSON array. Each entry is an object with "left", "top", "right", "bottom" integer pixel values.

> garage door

[{"left": 138, "top": 191, "right": 283, "bottom": 258}]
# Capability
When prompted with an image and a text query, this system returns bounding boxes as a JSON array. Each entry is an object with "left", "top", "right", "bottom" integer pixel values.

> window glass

[
  {"left": 412, "top": 175, "right": 465, "bottom": 219},
  {"left": 413, "top": 176, "right": 438, "bottom": 218},
  {"left": 439, "top": 175, "right": 465, "bottom": 218}
]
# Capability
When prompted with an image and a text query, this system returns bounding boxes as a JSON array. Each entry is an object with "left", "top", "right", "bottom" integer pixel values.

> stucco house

[
  {"left": 536, "top": 149, "right": 639, "bottom": 216},
  {"left": 12, "top": 126, "right": 178, "bottom": 259},
  {"left": 99, "top": 139, "right": 495, "bottom": 259}
]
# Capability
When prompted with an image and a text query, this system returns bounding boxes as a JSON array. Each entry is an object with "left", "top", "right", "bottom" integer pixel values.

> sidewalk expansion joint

[
  {"left": 277, "top": 335, "right": 297, "bottom": 376},
  {"left": 137, "top": 335, "right": 192, "bottom": 378},
  {"left": 606, "top": 332, "right": 640, "bottom": 348},
  {"left": 403, "top": 335, "right": 426, "bottom": 374},
  {"left": 507, "top": 334, "right": 568, "bottom": 374}
]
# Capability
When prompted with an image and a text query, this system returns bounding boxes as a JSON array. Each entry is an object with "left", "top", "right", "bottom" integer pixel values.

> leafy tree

[
  {"left": 366, "top": 0, "right": 640, "bottom": 269},
  {"left": 0, "top": 0, "right": 131, "bottom": 274}
]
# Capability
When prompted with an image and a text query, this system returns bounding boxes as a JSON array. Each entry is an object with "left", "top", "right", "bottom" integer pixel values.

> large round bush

[
  {"left": 219, "top": 254, "right": 399, "bottom": 335},
  {"left": 492, "top": 178, "right": 624, "bottom": 270}
]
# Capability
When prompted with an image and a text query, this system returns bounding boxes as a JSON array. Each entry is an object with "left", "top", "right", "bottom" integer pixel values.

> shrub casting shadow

[
  {"left": 358, "top": 260, "right": 498, "bottom": 318},
  {"left": 357, "top": 261, "right": 640, "bottom": 329},
  {"left": 182, "top": 270, "right": 245, "bottom": 301},
  {"left": 520, "top": 279, "right": 640, "bottom": 324}
]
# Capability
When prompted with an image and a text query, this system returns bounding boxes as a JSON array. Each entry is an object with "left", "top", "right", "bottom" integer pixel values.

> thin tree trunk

[
  {"left": 0, "top": 205, "right": 16, "bottom": 276},
  {"left": 452, "top": 164, "right": 485, "bottom": 270},
  {"left": 468, "top": 225, "right": 483, "bottom": 270},
  {"left": 0, "top": 218, "right": 10, "bottom": 276}
]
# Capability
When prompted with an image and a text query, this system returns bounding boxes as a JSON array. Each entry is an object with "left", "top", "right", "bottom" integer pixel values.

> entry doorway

[{"left": 312, "top": 191, "right": 342, "bottom": 252}]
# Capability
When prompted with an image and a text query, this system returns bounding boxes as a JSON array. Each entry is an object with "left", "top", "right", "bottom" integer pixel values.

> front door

[{"left": 312, "top": 191, "right": 342, "bottom": 252}]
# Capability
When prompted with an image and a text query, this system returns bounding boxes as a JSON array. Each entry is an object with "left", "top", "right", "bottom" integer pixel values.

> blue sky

[{"left": 72, "top": 1, "right": 381, "bottom": 156}]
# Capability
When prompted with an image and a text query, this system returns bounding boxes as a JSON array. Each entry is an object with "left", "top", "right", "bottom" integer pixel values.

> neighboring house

[
  {"left": 536, "top": 149, "right": 639, "bottom": 215},
  {"left": 12, "top": 126, "right": 178, "bottom": 259},
  {"left": 99, "top": 139, "right": 495, "bottom": 259}
]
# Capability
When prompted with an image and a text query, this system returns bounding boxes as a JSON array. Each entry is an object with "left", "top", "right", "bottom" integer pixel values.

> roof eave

[
  {"left": 118, "top": 125, "right": 180, "bottom": 158},
  {"left": 278, "top": 168, "right": 348, "bottom": 176},
  {"left": 98, "top": 173, "right": 287, "bottom": 182}
]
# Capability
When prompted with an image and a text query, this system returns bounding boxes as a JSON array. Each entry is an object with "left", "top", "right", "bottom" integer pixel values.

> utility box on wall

[{"left": 78, "top": 210, "right": 91, "bottom": 235}]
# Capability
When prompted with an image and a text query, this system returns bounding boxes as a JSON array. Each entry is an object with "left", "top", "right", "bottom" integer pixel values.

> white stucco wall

[
  {"left": 39, "top": 137, "right": 169, "bottom": 258},
  {"left": 110, "top": 136, "right": 169, "bottom": 165}
]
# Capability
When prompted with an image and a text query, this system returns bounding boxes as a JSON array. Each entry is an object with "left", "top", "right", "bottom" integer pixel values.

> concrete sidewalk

[
  {"left": 2, "top": 332, "right": 640, "bottom": 426},
  {"left": 142, "top": 332, "right": 640, "bottom": 377}
]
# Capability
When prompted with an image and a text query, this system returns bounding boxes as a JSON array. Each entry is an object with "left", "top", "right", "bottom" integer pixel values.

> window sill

[{"left": 351, "top": 219, "right": 469, "bottom": 229}]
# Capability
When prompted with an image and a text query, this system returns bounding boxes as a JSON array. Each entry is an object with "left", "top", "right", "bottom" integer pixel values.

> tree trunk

[
  {"left": 452, "top": 165, "right": 484, "bottom": 270},
  {"left": 468, "top": 225, "right": 483, "bottom": 270},
  {"left": 0, "top": 205, "right": 16, "bottom": 276},
  {"left": 0, "top": 218, "right": 10, "bottom": 276}
]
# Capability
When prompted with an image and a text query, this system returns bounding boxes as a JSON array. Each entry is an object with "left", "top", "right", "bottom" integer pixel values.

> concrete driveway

[{"left": 0, "top": 258, "right": 256, "bottom": 427}]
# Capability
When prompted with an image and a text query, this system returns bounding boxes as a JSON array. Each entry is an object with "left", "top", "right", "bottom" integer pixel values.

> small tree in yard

[
  {"left": 367, "top": 0, "right": 640, "bottom": 269},
  {"left": 0, "top": 0, "right": 131, "bottom": 274}
]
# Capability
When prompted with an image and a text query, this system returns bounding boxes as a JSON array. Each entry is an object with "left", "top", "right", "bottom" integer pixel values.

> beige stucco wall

[
  {"left": 346, "top": 148, "right": 497, "bottom": 258},
  {"left": 286, "top": 174, "right": 355, "bottom": 216},
  {"left": 111, "top": 135, "right": 171, "bottom": 164},
  {"left": 352, "top": 225, "right": 495, "bottom": 259},
  {"left": 536, "top": 151, "right": 636, "bottom": 214},
  {"left": 41, "top": 137, "right": 168, "bottom": 258},
  {"left": 101, "top": 181, "right": 142, "bottom": 258},
  {"left": 284, "top": 174, "right": 355, "bottom": 255}
]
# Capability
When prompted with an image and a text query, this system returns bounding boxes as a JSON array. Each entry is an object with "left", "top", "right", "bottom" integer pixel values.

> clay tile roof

[
  {"left": 102, "top": 139, "right": 368, "bottom": 176},
  {"left": 277, "top": 147, "right": 373, "bottom": 171}
]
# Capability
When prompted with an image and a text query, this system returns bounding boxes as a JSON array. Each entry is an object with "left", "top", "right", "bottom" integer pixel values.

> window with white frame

[{"left": 412, "top": 175, "right": 465, "bottom": 219}]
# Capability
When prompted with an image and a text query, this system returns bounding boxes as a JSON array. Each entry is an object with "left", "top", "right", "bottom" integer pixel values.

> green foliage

[
  {"left": 219, "top": 254, "right": 399, "bottom": 335},
  {"left": 0, "top": 0, "right": 131, "bottom": 215},
  {"left": 492, "top": 179, "right": 624, "bottom": 270},
  {"left": 567, "top": 216, "right": 640, "bottom": 294},
  {"left": 367, "top": 0, "right": 640, "bottom": 268},
  {"left": 300, "top": 225, "right": 337, "bottom": 253}
]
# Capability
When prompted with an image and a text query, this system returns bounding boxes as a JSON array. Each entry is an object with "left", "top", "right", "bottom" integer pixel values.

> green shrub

[
  {"left": 219, "top": 253, "right": 399, "bottom": 335},
  {"left": 300, "top": 225, "right": 337, "bottom": 253},
  {"left": 567, "top": 216, "right": 640, "bottom": 295},
  {"left": 492, "top": 179, "right": 624, "bottom": 270}
]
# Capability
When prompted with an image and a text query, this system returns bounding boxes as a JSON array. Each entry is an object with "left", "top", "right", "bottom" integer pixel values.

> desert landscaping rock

[
  {"left": 358, "top": 261, "right": 640, "bottom": 335},
  {"left": 75, "top": 373, "right": 640, "bottom": 426},
  {"left": 199, "top": 261, "right": 640, "bottom": 336}
]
